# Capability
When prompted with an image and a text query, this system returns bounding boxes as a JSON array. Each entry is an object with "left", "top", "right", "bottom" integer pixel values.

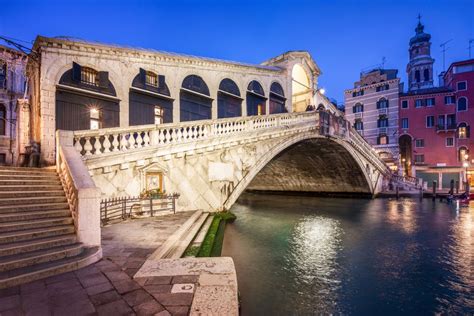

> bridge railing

[{"left": 71, "top": 111, "right": 318, "bottom": 157}]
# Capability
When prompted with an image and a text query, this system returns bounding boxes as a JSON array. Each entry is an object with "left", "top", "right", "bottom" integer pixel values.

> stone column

[{"left": 16, "top": 98, "right": 30, "bottom": 166}]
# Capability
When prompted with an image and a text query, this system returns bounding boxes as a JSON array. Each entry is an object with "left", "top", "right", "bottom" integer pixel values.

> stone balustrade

[{"left": 71, "top": 112, "right": 319, "bottom": 158}]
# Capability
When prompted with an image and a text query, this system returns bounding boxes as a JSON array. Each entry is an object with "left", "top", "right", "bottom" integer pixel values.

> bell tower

[{"left": 406, "top": 15, "right": 434, "bottom": 91}]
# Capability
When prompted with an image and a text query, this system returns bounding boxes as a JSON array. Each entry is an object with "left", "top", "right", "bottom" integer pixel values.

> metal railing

[{"left": 100, "top": 193, "right": 180, "bottom": 225}]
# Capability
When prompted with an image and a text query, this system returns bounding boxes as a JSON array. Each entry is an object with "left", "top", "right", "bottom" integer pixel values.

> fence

[{"left": 100, "top": 193, "right": 180, "bottom": 225}]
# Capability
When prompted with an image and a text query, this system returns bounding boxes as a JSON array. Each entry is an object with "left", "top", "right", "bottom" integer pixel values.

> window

[
  {"left": 415, "top": 70, "right": 420, "bottom": 83},
  {"left": 376, "top": 84, "right": 389, "bottom": 92},
  {"left": 445, "top": 96, "right": 455, "bottom": 105},
  {"left": 414, "top": 154, "right": 425, "bottom": 164},
  {"left": 401, "top": 100, "right": 408, "bottom": 109},
  {"left": 378, "top": 135, "right": 388, "bottom": 145},
  {"left": 354, "top": 120, "right": 363, "bottom": 131},
  {"left": 446, "top": 137, "right": 454, "bottom": 147},
  {"left": 426, "top": 98, "right": 435, "bottom": 107},
  {"left": 401, "top": 118, "right": 409, "bottom": 129},
  {"left": 90, "top": 108, "right": 100, "bottom": 130},
  {"left": 146, "top": 71, "right": 158, "bottom": 87},
  {"left": 0, "top": 61, "right": 5, "bottom": 89},
  {"left": 353, "top": 103, "right": 364, "bottom": 113},
  {"left": 377, "top": 115, "right": 388, "bottom": 128},
  {"left": 423, "top": 69, "right": 430, "bottom": 82},
  {"left": 457, "top": 97, "right": 468, "bottom": 111},
  {"left": 437, "top": 115, "right": 445, "bottom": 129},
  {"left": 447, "top": 114, "right": 456, "bottom": 129},
  {"left": 154, "top": 106, "right": 163, "bottom": 124},
  {"left": 0, "top": 104, "right": 5, "bottom": 135},
  {"left": 426, "top": 116, "right": 434, "bottom": 128},
  {"left": 459, "top": 147, "right": 469, "bottom": 162},
  {"left": 81, "top": 67, "right": 99, "bottom": 86},
  {"left": 457, "top": 81, "right": 467, "bottom": 91},
  {"left": 377, "top": 98, "right": 388, "bottom": 109},
  {"left": 415, "top": 139, "right": 425, "bottom": 148},
  {"left": 458, "top": 123, "right": 469, "bottom": 139},
  {"left": 0, "top": 153, "right": 5, "bottom": 165},
  {"left": 415, "top": 99, "right": 423, "bottom": 108},
  {"left": 352, "top": 90, "right": 364, "bottom": 97}
]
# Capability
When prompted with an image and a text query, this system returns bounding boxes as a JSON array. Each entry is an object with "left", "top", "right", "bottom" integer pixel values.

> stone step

[
  {"left": 0, "top": 167, "right": 56, "bottom": 175},
  {"left": 0, "top": 179, "right": 62, "bottom": 186},
  {"left": 0, "top": 196, "right": 68, "bottom": 206},
  {"left": 0, "top": 210, "right": 71, "bottom": 223},
  {"left": 0, "top": 174, "right": 59, "bottom": 180},
  {"left": 168, "top": 212, "right": 209, "bottom": 259},
  {"left": 149, "top": 210, "right": 203, "bottom": 260},
  {"left": 0, "top": 234, "right": 77, "bottom": 257},
  {"left": 0, "top": 191, "right": 66, "bottom": 198},
  {"left": 0, "top": 217, "right": 74, "bottom": 233},
  {"left": 0, "top": 185, "right": 64, "bottom": 192},
  {"left": 0, "top": 246, "right": 102, "bottom": 289},
  {"left": 0, "top": 202, "right": 70, "bottom": 214},
  {"left": 0, "top": 225, "right": 75, "bottom": 244},
  {"left": 0, "top": 243, "right": 83, "bottom": 272}
]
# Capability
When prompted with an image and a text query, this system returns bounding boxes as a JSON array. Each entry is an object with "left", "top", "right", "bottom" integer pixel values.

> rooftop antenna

[
  {"left": 469, "top": 39, "right": 474, "bottom": 58},
  {"left": 440, "top": 39, "right": 452, "bottom": 71},
  {"left": 381, "top": 56, "right": 386, "bottom": 69},
  {"left": 417, "top": 13, "right": 422, "bottom": 24}
]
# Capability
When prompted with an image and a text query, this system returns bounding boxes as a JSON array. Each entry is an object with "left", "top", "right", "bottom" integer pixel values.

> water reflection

[{"left": 222, "top": 194, "right": 474, "bottom": 315}]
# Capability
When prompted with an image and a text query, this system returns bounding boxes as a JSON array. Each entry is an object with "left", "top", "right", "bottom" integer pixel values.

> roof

[
  {"left": 409, "top": 22, "right": 431, "bottom": 45},
  {"left": 445, "top": 58, "right": 474, "bottom": 75},
  {"left": 0, "top": 44, "right": 27, "bottom": 57},
  {"left": 400, "top": 86, "right": 453, "bottom": 97},
  {"left": 261, "top": 50, "right": 321, "bottom": 75},
  {"left": 33, "top": 36, "right": 283, "bottom": 72},
  {"left": 360, "top": 68, "right": 398, "bottom": 80}
]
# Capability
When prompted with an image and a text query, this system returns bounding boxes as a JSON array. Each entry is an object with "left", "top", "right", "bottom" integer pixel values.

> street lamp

[{"left": 463, "top": 153, "right": 469, "bottom": 192}]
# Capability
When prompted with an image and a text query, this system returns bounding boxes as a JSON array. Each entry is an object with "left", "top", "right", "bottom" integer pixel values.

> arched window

[
  {"left": 376, "top": 98, "right": 388, "bottom": 109},
  {"left": 377, "top": 115, "right": 388, "bottom": 127},
  {"left": 0, "top": 60, "right": 6, "bottom": 89},
  {"left": 423, "top": 69, "right": 430, "bottom": 82},
  {"left": 459, "top": 146, "right": 469, "bottom": 162},
  {"left": 0, "top": 104, "right": 5, "bottom": 135},
  {"left": 218, "top": 78, "right": 241, "bottom": 118},
  {"left": 353, "top": 103, "right": 364, "bottom": 113},
  {"left": 377, "top": 134, "right": 388, "bottom": 145},
  {"left": 457, "top": 97, "right": 468, "bottom": 112},
  {"left": 415, "top": 70, "right": 420, "bottom": 83},
  {"left": 354, "top": 120, "right": 363, "bottom": 131},
  {"left": 56, "top": 63, "right": 119, "bottom": 131},
  {"left": 130, "top": 69, "right": 172, "bottom": 125},
  {"left": 246, "top": 80, "right": 266, "bottom": 116},
  {"left": 458, "top": 122, "right": 470, "bottom": 139},
  {"left": 269, "top": 82, "right": 286, "bottom": 114},
  {"left": 180, "top": 75, "right": 212, "bottom": 121}
]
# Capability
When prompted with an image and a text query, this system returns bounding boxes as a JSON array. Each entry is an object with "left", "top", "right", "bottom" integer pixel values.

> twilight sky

[{"left": 1, "top": 0, "right": 473, "bottom": 103}]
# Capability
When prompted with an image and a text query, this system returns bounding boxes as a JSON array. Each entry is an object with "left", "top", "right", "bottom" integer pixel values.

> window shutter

[
  {"left": 158, "top": 75, "right": 165, "bottom": 87},
  {"left": 98, "top": 71, "right": 109, "bottom": 88},
  {"left": 467, "top": 126, "right": 471, "bottom": 138},
  {"left": 72, "top": 62, "right": 81, "bottom": 82},
  {"left": 139, "top": 68, "right": 146, "bottom": 85}
]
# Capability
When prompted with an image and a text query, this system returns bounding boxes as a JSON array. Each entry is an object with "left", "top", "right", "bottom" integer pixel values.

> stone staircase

[{"left": 0, "top": 167, "right": 101, "bottom": 289}]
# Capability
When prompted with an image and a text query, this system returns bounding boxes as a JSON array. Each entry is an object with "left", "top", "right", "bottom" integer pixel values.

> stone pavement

[{"left": 0, "top": 212, "right": 197, "bottom": 316}]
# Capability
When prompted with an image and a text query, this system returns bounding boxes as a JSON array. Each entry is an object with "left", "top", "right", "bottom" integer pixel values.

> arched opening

[
  {"left": 130, "top": 68, "right": 173, "bottom": 125},
  {"left": 55, "top": 62, "right": 119, "bottom": 131},
  {"left": 246, "top": 80, "right": 266, "bottom": 116},
  {"left": 0, "top": 104, "right": 5, "bottom": 135},
  {"left": 291, "top": 64, "right": 312, "bottom": 112},
  {"left": 423, "top": 69, "right": 430, "bottom": 82},
  {"left": 457, "top": 97, "right": 468, "bottom": 112},
  {"left": 457, "top": 122, "right": 470, "bottom": 139},
  {"left": 246, "top": 138, "right": 371, "bottom": 196},
  {"left": 218, "top": 78, "right": 242, "bottom": 118},
  {"left": 415, "top": 70, "right": 420, "bottom": 83},
  {"left": 269, "top": 82, "right": 287, "bottom": 114},
  {"left": 399, "top": 134, "right": 413, "bottom": 176},
  {"left": 180, "top": 75, "right": 212, "bottom": 122}
]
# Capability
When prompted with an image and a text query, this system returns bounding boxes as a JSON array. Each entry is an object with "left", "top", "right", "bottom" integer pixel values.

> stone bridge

[{"left": 58, "top": 110, "right": 392, "bottom": 212}]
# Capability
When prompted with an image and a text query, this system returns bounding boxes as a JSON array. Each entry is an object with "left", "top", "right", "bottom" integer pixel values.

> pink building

[{"left": 399, "top": 59, "right": 474, "bottom": 189}]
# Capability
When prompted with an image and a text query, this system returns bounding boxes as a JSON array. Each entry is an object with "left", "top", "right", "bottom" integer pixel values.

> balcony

[
  {"left": 378, "top": 127, "right": 388, "bottom": 134},
  {"left": 378, "top": 108, "right": 388, "bottom": 115},
  {"left": 436, "top": 124, "right": 457, "bottom": 133},
  {"left": 354, "top": 112, "right": 363, "bottom": 119}
]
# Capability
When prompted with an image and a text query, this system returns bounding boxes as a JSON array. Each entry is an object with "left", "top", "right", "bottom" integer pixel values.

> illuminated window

[
  {"left": 81, "top": 67, "right": 98, "bottom": 86},
  {"left": 257, "top": 104, "right": 263, "bottom": 116},
  {"left": 378, "top": 135, "right": 388, "bottom": 145},
  {"left": 459, "top": 147, "right": 468, "bottom": 162},
  {"left": 146, "top": 71, "right": 158, "bottom": 87},
  {"left": 459, "top": 126, "right": 467, "bottom": 138},
  {"left": 154, "top": 106, "right": 163, "bottom": 124},
  {"left": 90, "top": 108, "right": 100, "bottom": 130}
]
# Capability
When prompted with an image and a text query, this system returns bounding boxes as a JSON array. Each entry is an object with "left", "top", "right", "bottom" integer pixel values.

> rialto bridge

[{"left": 58, "top": 110, "right": 392, "bottom": 212}]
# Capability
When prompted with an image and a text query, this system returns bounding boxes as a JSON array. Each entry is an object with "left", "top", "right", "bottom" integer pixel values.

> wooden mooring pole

[{"left": 432, "top": 181, "right": 437, "bottom": 201}]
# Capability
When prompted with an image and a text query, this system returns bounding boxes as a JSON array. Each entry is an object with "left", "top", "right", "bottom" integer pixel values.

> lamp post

[{"left": 463, "top": 153, "right": 469, "bottom": 192}]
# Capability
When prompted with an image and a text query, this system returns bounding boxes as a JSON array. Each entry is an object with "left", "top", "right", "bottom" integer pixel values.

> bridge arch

[{"left": 223, "top": 134, "right": 374, "bottom": 209}]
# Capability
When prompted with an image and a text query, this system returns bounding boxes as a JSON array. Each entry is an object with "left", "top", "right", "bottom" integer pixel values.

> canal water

[{"left": 222, "top": 193, "right": 474, "bottom": 315}]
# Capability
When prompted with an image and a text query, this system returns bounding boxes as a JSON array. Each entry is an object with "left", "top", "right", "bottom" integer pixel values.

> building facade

[
  {"left": 344, "top": 69, "right": 401, "bottom": 171},
  {"left": 398, "top": 20, "right": 474, "bottom": 189},
  {"left": 25, "top": 37, "right": 326, "bottom": 165},
  {"left": 0, "top": 45, "right": 27, "bottom": 165}
]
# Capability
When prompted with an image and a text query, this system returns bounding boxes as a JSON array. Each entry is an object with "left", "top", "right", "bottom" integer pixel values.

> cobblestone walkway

[{"left": 0, "top": 212, "right": 195, "bottom": 316}]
